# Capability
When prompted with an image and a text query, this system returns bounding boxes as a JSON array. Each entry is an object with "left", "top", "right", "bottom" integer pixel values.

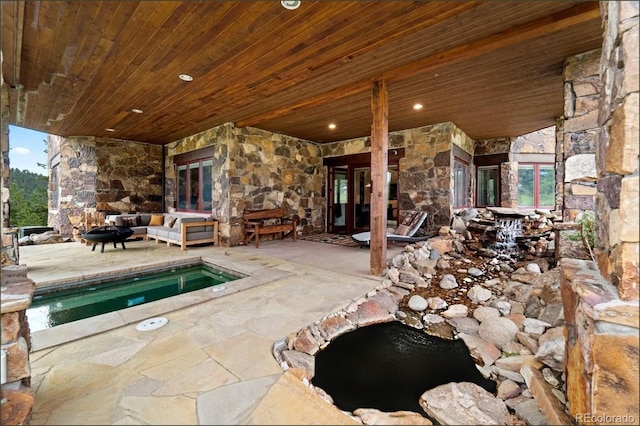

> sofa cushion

[
  {"left": 149, "top": 214, "right": 164, "bottom": 226},
  {"left": 139, "top": 214, "right": 152, "bottom": 226},
  {"left": 151, "top": 227, "right": 181, "bottom": 239},
  {"left": 129, "top": 226, "right": 147, "bottom": 236},
  {"left": 186, "top": 231, "right": 215, "bottom": 241}
]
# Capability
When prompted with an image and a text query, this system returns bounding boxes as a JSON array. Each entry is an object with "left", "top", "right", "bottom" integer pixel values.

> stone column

[
  {"left": 596, "top": 0, "right": 639, "bottom": 302},
  {"left": 560, "top": 49, "right": 601, "bottom": 221},
  {"left": 561, "top": 2, "right": 639, "bottom": 424},
  {"left": 500, "top": 162, "right": 518, "bottom": 208},
  {"left": 0, "top": 265, "right": 36, "bottom": 425}
]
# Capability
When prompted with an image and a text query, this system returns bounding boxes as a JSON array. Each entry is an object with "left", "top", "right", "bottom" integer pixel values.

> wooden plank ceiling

[{"left": 1, "top": 1, "right": 603, "bottom": 145}]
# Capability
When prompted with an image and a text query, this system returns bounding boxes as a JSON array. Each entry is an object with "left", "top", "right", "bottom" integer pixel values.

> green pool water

[{"left": 27, "top": 264, "right": 239, "bottom": 332}]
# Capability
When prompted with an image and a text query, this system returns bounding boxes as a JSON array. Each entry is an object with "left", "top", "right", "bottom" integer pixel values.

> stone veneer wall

[
  {"left": 561, "top": 2, "right": 639, "bottom": 424},
  {"left": 1, "top": 265, "right": 36, "bottom": 424},
  {"left": 596, "top": 1, "right": 639, "bottom": 301},
  {"left": 511, "top": 126, "right": 556, "bottom": 154},
  {"left": 165, "top": 123, "right": 324, "bottom": 247},
  {"left": 474, "top": 137, "right": 511, "bottom": 157},
  {"left": 47, "top": 135, "right": 163, "bottom": 238},
  {"left": 1, "top": 81, "right": 20, "bottom": 266},
  {"left": 322, "top": 122, "right": 473, "bottom": 230},
  {"left": 560, "top": 49, "right": 601, "bottom": 221}
]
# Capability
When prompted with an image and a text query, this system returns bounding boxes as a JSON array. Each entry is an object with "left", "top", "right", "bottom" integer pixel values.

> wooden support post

[{"left": 370, "top": 79, "right": 388, "bottom": 276}]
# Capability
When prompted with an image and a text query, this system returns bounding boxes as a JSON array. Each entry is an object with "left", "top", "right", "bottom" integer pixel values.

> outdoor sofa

[{"left": 107, "top": 213, "right": 219, "bottom": 250}]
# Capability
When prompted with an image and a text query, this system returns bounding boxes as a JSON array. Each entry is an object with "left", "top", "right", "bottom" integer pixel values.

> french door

[{"left": 327, "top": 164, "right": 399, "bottom": 234}]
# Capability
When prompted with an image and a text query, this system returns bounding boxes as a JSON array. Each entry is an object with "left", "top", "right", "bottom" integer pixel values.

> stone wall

[
  {"left": 95, "top": 138, "right": 163, "bottom": 214},
  {"left": 165, "top": 123, "right": 324, "bottom": 246},
  {"left": 561, "top": 49, "right": 601, "bottom": 221},
  {"left": 1, "top": 265, "right": 36, "bottom": 424},
  {"left": 511, "top": 126, "right": 556, "bottom": 154},
  {"left": 474, "top": 137, "right": 511, "bottom": 157},
  {"left": 561, "top": 3, "right": 639, "bottom": 425},
  {"left": 322, "top": 122, "right": 473, "bottom": 230},
  {"left": 500, "top": 162, "right": 519, "bottom": 208},
  {"left": 227, "top": 126, "right": 324, "bottom": 245},
  {"left": 47, "top": 135, "right": 163, "bottom": 238},
  {"left": 596, "top": 1, "right": 639, "bottom": 302}
]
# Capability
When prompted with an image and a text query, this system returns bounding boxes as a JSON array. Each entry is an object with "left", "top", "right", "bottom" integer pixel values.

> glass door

[
  {"left": 477, "top": 166, "right": 499, "bottom": 207},
  {"left": 328, "top": 167, "right": 348, "bottom": 233},
  {"left": 353, "top": 167, "right": 371, "bottom": 231}
]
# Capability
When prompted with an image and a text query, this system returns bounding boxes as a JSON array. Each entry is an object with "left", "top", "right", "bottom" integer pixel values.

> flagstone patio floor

[{"left": 19, "top": 238, "right": 404, "bottom": 425}]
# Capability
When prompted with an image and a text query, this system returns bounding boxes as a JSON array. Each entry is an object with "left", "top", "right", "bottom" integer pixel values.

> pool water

[{"left": 27, "top": 264, "right": 239, "bottom": 332}]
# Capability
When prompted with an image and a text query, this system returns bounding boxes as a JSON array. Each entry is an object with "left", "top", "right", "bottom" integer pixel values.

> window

[
  {"left": 453, "top": 157, "right": 470, "bottom": 208},
  {"left": 518, "top": 164, "right": 555, "bottom": 208},
  {"left": 177, "top": 158, "right": 213, "bottom": 213},
  {"left": 477, "top": 166, "right": 499, "bottom": 207}
]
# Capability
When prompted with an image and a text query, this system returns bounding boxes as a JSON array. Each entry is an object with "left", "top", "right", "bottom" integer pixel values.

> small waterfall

[{"left": 492, "top": 217, "right": 523, "bottom": 255}]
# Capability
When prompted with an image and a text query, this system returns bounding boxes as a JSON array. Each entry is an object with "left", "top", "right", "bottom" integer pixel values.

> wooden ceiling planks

[
  {"left": 58, "top": 1, "right": 185, "bottom": 133},
  {"left": 237, "top": 3, "right": 601, "bottom": 139},
  {"left": 238, "top": 2, "right": 600, "bottom": 126},
  {"left": 2, "top": 1, "right": 603, "bottom": 145},
  {"left": 0, "top": 1, "right": 23, "bottom": 87}
]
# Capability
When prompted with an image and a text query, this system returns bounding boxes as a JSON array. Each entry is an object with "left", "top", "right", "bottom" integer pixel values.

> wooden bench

[{"left": 243, "top": 207, "right": 297, "bottom": 248}]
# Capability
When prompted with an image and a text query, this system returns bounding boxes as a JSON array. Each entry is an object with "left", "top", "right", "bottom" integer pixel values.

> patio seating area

[{"left": 21, "top": 239, "right": 404, "bottom": 425}]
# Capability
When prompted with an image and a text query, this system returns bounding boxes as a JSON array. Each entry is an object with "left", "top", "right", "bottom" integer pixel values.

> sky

[{"left": 8, "top": 125, "right": 49, "bottom": 176}]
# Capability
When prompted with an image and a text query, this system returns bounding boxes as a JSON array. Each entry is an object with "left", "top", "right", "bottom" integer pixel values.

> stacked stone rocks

[{"left": 274, "top": 232, "right": 574, "bottom": 425}]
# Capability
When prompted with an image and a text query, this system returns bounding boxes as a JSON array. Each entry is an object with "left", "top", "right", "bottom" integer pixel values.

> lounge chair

[{"left": 351, "top": 211, "right": 432, "bottom": 247}]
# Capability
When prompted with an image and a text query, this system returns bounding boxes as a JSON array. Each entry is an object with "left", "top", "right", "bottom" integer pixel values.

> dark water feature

[{"left": 312, "top": 321, "right": 496, "bottom": 417}]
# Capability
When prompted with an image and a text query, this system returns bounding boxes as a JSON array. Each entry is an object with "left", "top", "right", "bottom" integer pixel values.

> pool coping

[{"left": 29, "top": 255, "right": 293, "bottom": 351}]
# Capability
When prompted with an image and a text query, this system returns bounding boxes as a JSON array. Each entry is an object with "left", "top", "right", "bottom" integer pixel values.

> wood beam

[
  {"left": 370, "top": 79, "right": 388, "bottom": 276},
  {"left": 236, "top": 2, "right": 600, "bottom": 129}
]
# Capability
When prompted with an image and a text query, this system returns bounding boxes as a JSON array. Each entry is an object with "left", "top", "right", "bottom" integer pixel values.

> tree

[{"left": 9, "top": 168, "right": 48, "bottom": 226}]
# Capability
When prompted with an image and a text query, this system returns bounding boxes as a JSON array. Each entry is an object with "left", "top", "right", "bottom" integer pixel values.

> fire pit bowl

[{"left": 82, "top": 226, "right": 134, "bottom": 253}]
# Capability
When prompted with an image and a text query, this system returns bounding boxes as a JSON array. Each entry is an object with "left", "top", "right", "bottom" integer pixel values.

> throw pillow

[
  {"left": 395, "top": 211, "right": 418, "bottom": 236},
  {"left": 167, "top": 217, "right": 178, "bottom": 228},
  {"left": 122, "top": 217, "right": 137, "bottom": 227},
  {"left": 149, "top": 214, "right": 164, "bottom": 226}
]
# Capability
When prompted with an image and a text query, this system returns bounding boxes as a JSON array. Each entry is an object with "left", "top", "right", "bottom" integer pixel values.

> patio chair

[{"left": 351, "top": 210, "right": 432, "bottom": 247}]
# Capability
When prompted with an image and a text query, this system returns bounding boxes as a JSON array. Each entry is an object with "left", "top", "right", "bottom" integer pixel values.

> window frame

[
  {"left": 476, "top": 165, "right": 500, "bottom": 208},
  {"left": 517, "top": 163, "right": 555, "bottom": 209},
  {"left": 453, "top": 156, "right": 470, "bottom": 208},
  {"left": 174, "top": 148, "right": 214, "bottom": 214}
]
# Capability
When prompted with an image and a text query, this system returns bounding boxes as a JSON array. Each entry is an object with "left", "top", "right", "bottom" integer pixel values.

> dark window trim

[
  {"left": 174, "top": 148, "right": 214, "bottom": 214},
  {"left": 323, "top": 148, "right": 405, "bottom": 167},
  {"left": 453, "top": 156, "right": 471, "bottom": 208},
  {"left": 474, "top": 153, "right": 508, "bottom": 167},
  {"left": 476, "top": 165, "right": 501, "bottom": 208},
  {"left": 174, "top": 146, "right": 214, "bottom": 164}
]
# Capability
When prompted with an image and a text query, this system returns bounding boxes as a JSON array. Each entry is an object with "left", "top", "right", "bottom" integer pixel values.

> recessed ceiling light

[
  {"left": 328, "top": 123, "right": 337, "bottom": 129},
  {"left": 413, "top": 103, "right": 423, "bottom": 110},
  {"left": 105, "top": 128, "right": 115, "bottom": 132},
  {"left": 281, "top": 0, "right": 301, "bottom": 10},
  {"left": 132, "top": 108, "right": 143, "bottom": 114},
  {"left": 179, "top": 74, "right": 193, "bottom": 82}
]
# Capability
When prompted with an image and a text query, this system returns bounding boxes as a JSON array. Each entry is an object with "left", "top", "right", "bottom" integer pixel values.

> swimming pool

[{"left": 27, "top": 263, "right": 239, "bottom": 332}]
